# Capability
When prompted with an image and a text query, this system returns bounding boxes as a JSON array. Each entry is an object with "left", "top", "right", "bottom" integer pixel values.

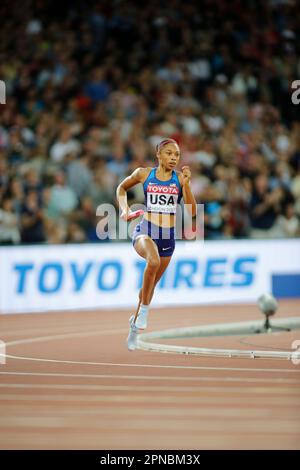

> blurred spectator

[
  {"left": 203, "top": 186, "right": 231, "bottom": 239},
  {"left": 50, "top": 127, "right": 81, "bottom": 164},
  {"left": 20, "top": 190, "right": 45, "bottom": 243},
  {"left": 67, "top": 153, "right": 93, "bottom": 199},
  {"left": 0, "top": 197, "right": 20, "bottom": 244},
  {"left": 249, "top": 175, "right": 283, "bottom": 238},
  {"left": 46, "top": 171, "right": 78, "bottom": 220},
  {"left": 84, "top": 67, "right": 110, "bottom": 104},
  {"left": 107, "top": 148, "right": 129, "bottom": 181},
  {"left": 275, "top": 202, "right": 300, "bottom": 237}
]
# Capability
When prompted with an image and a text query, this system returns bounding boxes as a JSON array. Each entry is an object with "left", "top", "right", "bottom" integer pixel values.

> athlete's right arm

[{"left": 116, "top": 167, "right": 147, "bottom": 221}]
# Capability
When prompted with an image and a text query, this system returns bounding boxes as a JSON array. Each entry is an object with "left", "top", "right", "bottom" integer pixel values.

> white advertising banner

[{"left": 0, "top": 239, "right": 299, "bottom": 314}]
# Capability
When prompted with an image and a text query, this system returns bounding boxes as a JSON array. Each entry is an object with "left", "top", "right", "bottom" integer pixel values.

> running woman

[{"left": 116, "top": 138, "right": 197, "bottom": 350}]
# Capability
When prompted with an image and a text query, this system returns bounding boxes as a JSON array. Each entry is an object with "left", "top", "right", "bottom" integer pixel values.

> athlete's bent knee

[{"left": 147, "top": 255, "right": 160, "bottom": 271}]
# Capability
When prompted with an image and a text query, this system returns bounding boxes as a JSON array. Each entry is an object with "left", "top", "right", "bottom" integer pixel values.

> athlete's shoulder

[
  {"left": 141, "top": 166, "right": 154, "bottom": 174},
  {"left": 137, "top": 166, "right": 153, "bottom": 184},
  {"left": 128, "top": 166, "right": 149, "bottom": 182}
]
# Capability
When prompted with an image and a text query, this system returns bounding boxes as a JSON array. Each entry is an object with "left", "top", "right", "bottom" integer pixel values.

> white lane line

[
  {"left": 1, "top": 330, "right": 299, "bottom": 373},
  {"left": 3, "top": 352, "right": 300, "bottom": 373},
  {"left": 4, "top": 328, "right": 128, "bottom": 347},
  {"left": 0, "top": 371, "right": 300, "bottom": 384},
  {"left": 0, "top": 383, "right": 299, "bottom": 394},
  {"left": 0, "top": 322, "right": 113, "bottom": 337}
]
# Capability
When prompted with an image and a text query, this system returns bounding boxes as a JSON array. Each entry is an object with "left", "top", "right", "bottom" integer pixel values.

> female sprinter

[{"left": 116, "top": 138, "right": 197, "bottom": 351}]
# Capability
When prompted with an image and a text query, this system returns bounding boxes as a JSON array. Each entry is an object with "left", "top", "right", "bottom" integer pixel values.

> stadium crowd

[{"left": 0, "top": 0, "right": 300, "bottom": 244}]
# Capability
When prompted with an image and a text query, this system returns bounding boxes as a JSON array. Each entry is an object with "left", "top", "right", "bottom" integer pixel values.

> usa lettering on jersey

[{"left": 146, "top": 184, "right": 179, "bottom": 214}]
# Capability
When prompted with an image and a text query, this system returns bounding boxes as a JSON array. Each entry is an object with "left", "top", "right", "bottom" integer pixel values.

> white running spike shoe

[
  {"left": 127, "top": 315, "right": 138, "bottom": 351},
  {"left": 135, "top": 309, "right": 148, "bottom": 330}
]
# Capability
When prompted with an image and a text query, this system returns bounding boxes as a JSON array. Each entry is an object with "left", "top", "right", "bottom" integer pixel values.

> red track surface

[{"left": 0, "top": 300, "right": 299, "bottom": 449}]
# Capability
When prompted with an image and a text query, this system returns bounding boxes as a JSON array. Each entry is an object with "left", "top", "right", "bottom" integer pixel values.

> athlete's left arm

[{"left": 179, "top": 166, "right": 197, "bottom": 217}]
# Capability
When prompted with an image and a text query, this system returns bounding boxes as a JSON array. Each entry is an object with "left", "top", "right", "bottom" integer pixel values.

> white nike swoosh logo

[{"left": 162, "top": 247, "right": 172, "bottom": 251}]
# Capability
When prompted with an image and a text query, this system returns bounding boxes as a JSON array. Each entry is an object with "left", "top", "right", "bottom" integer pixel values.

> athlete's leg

[
  {"left": 138, "top": 255, "right": 172, "bottom": 304},
  {"left": 134, "top": 235, "right": 161, "bottom": 306},
  {"left": 134, "top": 253, "right": 172, "bottom": 330},
  {"left": 128, "top": 221, "right": 173, "bottom": 342},
  {"left": 127, "top": 229, "right": 161, "bottom": 349}
]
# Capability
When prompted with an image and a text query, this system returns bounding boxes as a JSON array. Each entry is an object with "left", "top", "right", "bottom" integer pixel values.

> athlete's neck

[{"left": 156, "top": 165, "right": 173, "bottom": 181}]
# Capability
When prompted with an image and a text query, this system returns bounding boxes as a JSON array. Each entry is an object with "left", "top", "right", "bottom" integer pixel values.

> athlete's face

[{"left": 157, "top": 143, "right": 180, "bottom": 170}]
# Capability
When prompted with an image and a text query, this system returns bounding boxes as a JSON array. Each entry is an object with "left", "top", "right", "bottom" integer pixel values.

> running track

[{"left": 0, "top": 300, "right": 299, "bottom": 449}]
